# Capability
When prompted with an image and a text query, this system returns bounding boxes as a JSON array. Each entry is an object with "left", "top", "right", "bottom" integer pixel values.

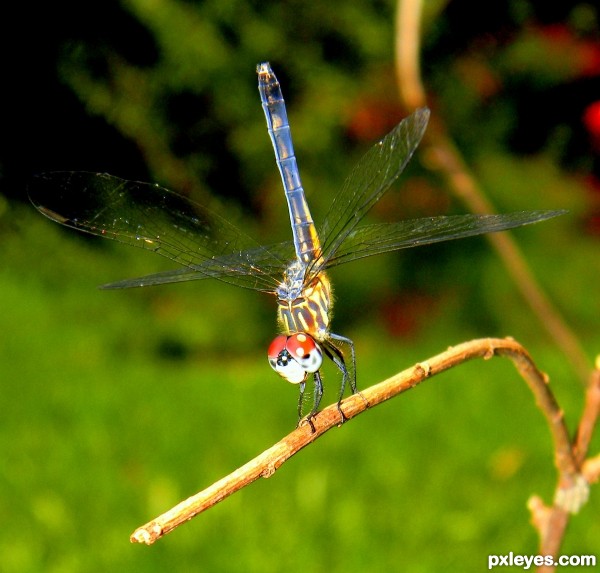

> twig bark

[
  {"left": 574, "top": 361, "right": 600, "bottom": 466},
  {"left": 131, "top": 337, "right": 576, "bottom": 545}
]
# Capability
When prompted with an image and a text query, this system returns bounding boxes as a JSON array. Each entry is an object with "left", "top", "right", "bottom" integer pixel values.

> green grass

[{"left": 1, "top": 202, "right": 598, "bottom": 573}]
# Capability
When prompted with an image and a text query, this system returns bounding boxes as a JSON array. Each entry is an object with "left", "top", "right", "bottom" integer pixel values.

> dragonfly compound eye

[
  {"left": 267, "top": 335, "right": 288, "bottom": 361},
  {"left": 285, "top": 333, "right": 323, "bottom": 373},
  {"left": 267, "top": 335, "right": 307, "bottom": 384},
  {"left": 267, "top": 333, "right": 323, "bottom": 384}
]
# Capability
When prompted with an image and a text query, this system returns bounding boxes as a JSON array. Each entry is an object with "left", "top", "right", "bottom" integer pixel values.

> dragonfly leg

[
  {"left": 310, "top": 370, "right": 324, "bottom": 418},
  {"left": 297, "top": 381, "right": 306, "bottom": 426},
  {"left": 322, "top": 339, "right": 350, "bottom": 423},
  {"left": 327, "top": 333, "right": 357, "bottom": 394},
  {"left": 326, "top": 333, "right": 358, "bottom": 393},
  {"left": 325, "top": 333, "right": 368, "bottom": 421},
  {"left": 296, "top": 377, "right": 320, "bottom": 432}
]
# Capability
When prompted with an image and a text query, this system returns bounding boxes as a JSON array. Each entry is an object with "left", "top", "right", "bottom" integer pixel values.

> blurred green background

[{"left": 1, "top": 0, "right": 599, "bottom": 571}]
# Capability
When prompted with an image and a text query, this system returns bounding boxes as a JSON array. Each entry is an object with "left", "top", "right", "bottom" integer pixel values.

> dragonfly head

[{"left": 267, "top": 333, "right": 323, "bottom": 384}]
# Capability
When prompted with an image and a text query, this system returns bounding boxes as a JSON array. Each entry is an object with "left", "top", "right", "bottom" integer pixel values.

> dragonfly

[{"left": 29, "top": 62, "right": 565, "bottom": 426}]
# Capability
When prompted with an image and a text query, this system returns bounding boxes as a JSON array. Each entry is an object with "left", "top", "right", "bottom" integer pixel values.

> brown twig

[
  {"left": 131, "top": 337, "right": 575, "bottom": 545},
  {"left": 573, "top": 359, "right": 600, "bottom": 465},
  {"left": 529, "top": 360, "right": 600, "bottom": 571},
  {"left": 394, "top": 4, "right": 596, "bottom": 567},
  {"left": 395, "top": 0, "right": 425, "bottom": 110},
  {"left": 394, "top": 0, "right": 590, "bottom": 385},
  {"left": 582, "top": 453, "right": 600, "bottom": 484}
]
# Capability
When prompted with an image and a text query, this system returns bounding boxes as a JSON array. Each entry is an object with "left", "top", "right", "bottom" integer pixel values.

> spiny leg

[
  {"left": 310, "top": 370, "right": 324, "bottom": 417},
  {"left": 322, "top": 340, "right": 352, "bottom": 422},
  {"left": 327, "top": 332, "right": 357, "bottom": 394},
  {"left": 296, "top": 377, "right": 320, "bottom": 432},
  {"left": 297, "top": 334, "right": 361, "bottom": 427},
  {"left": 322, "top": 343, "right": 349, "bottom": 401},
  {"left": 297, "top": 381, "right": 306, "bottom": 426},
  {"left": 325, "top": 333, "right": 368, "bottom": 420}
]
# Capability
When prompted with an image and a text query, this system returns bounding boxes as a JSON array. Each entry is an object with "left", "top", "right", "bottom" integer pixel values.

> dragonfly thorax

[
  {"left": 275, "top": 259, "right": 305, "bottom": 300},
  {"left": 276, "top": 259, "right": 332, "bottom": 340}
]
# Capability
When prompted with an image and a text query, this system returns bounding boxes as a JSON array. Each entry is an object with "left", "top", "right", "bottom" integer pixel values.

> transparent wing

[
  {"left": 316, "top": 108, "right": 430, "bottom": 269},
  {"left": 321, "top": 210, "right": 567, "bottom": 269},
  {"left": 100, "top": 241, "right": 295, "bottom": 289},
  {"left": 28, "top": 171, "right": 291, "bottom": 291}
]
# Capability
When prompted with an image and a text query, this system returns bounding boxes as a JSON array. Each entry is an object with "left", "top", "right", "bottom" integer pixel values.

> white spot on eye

[{"left": 295, "top": 345, "right": 323, "bottom": 373}]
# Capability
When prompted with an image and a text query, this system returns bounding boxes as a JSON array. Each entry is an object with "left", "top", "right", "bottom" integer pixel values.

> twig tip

[
  {"left": 527, "top": 495, "right": 552, "bottom": 538},
  {"left": 130, "top": 522, "right": 162, "bottom": 545}
]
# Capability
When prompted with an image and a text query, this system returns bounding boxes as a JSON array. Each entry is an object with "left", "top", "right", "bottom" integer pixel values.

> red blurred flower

[
  {"left": 346, "top": 100, "right": 405, "bottom": 142},
  {"left": 583, "top": 100, "right": 600, "bottom": 140},
  {"left": 540, "top": 24, "right": 600, "bottom": 77}
]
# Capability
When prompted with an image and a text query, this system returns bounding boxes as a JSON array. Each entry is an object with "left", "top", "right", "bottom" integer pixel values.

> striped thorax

[{"left": 276, "top": 260, "right": 332, "bottom": 341}]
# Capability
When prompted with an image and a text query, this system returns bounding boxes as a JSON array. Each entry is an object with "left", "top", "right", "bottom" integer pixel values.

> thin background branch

[
  {"left": 394, "top": 0, "right": 590, "bottom": 385},
  {"left": 394, "top": 1, "right": 598, "bottom": 568}
]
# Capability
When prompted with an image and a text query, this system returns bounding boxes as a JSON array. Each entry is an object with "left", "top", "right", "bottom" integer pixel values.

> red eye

[
  {"left": 268, "top": 335, "right": 288, "bottom": 360},
  {"left": 286, "top": 333, "right": 317, "bottom": 358},
  {"left": 267, "top": 333, "right": 323, "bottom": 383},
  {"left": 286, "top": 333, "right": 323, "bottom": 373}
]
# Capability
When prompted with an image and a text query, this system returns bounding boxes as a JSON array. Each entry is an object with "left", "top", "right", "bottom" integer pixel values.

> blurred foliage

[{"left": 1, "top": 0, "right": 600, "bottom": 572}]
